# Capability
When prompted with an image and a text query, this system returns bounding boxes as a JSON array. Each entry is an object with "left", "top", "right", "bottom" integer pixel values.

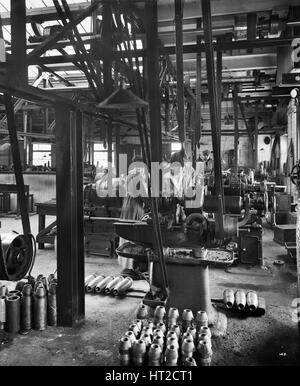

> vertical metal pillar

[
  {"left": 201, "top": 0, "right": 224, "bottom": 238},
  {"left": 115, "top": 124, "right": 120, "bottom": 178},
  {"left": 175, "top": 0, "right": 185, "bottom": 145},
  {"left": 233, "top": 86, "right": 239, "bottom": 171},
  {"left": 103, "top": 2, "right": 113, "bottom": 185},
  {"left": 254, "top": 102, "right": 259, "bottom": 170},
  {"left": 145, "top": 0, "right": 162, "bottom": 163},
  {"left": 55, "top": 107, "right": 84, "bottom": 327},
  {"left": 4, "top": 95, "right": 31, "bottom": 235},
  {"left": 10, "top": 0, "right": 27, "bottom": 86},
  {"left": 195, "top": 18, "right": 202, "bottom": 164},
  {"left": 216, "top": 37, "right": 223, "bottom": 146}
]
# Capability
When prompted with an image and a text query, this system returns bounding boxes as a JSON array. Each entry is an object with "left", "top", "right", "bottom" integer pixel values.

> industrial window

[
  {"left": 171, "top": 142, "right": 182, "bottom": 154},
  {"left": 32, "top": 143, "right": 52, "bottom": 166},
  {"left": 94, "top": 143, "right": 114, "bottom": 168}
]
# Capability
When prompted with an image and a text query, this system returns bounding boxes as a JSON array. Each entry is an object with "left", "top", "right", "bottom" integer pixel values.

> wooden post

[{"left": 55, "top": 107, "right": 84, "bottom": 327}]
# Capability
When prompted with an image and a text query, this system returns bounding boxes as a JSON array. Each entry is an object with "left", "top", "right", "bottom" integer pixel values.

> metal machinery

[{"left": 83, "top": 184, "right": 122, "bottom": 257}]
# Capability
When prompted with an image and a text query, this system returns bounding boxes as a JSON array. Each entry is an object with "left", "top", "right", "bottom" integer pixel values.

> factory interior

[{"left": 0, "top": 0, "right": 299, "bottom": 368}]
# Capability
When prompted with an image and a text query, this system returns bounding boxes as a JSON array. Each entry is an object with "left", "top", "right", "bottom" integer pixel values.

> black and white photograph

[{"left": 0, "top": 0, "right": 298, "bottom": 372}]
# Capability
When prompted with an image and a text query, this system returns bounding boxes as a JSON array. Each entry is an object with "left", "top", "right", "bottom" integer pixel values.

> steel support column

[
  {"left": 145, "top": 0, "right": 162, "bottom": 163},
  {"left": 11, "top": 0, "right": 27, "bottom": 86},
  {"left": 175, "top": 0, "right": 185, "bottom": 145},
  {"left": 201, "top": 0, "right": 224, "bottom": 238},
  {"left": 254, "top": 102, "right": 259, "bottom": 170},
  {"left": 195, "top": 18, "right": 202, "bottom": 163},
  {"left": 233, "top": 86, "right": 239, "bottom": 171},
  {"left": 55, "top": 107, "right": 84, "bottom": 327},
  {"left": 216, "top": 37, "right": 222, "bottom": 144}
]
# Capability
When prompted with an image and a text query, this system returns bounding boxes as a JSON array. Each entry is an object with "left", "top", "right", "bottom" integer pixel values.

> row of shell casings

[
  {"left": 137, "top": 304, "right": 210, "bottom": 333},
  {"left": 0, "top": 274, "right": 57, "bottom": 333},
  {"left": 119, "top": 307, "right": 213, "bottom": 366},
  {"left": 223, "top": 289, "right": 265, "bottom": 313},
  {"left": 85, "top": 274, "right": 133, "bottom": 296}
]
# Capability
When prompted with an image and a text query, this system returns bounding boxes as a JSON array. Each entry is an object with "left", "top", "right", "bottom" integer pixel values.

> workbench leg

[{"left": 38, "top": 214, "right": 45, "bottom": 249}]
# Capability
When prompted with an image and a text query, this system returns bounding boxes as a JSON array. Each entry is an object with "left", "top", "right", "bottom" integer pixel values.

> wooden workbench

[
  {"left": 35, "top": 199, "right": 120, "bottom": 257},
  {"left": 35, "top": 199, "right": 57, "bottom": 249}
]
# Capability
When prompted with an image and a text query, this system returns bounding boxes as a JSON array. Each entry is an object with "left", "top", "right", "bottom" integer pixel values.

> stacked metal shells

[
  {"left": 223, "top": 289, "right": 265, "bottom": 315},
  {"left": 118, "top": 304, "right": 213, "bottom": 366},
  {"left": 85, "top": 274, "right": 133, "bottom": 296},
  {"left": 0, "top": 273, "right": 57, "bottom": 334}
]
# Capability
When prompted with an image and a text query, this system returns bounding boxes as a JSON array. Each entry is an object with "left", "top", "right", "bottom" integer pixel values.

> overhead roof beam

[
  {"left": 27, "top": 1, "right": 101, "bottom": 63},
  {"left": 26, "top": 36, "right": 298, "bottom": 66}
]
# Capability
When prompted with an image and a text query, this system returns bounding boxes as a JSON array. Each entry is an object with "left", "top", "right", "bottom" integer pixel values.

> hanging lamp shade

[{"left": 97, "top": 87, "right": 148, "bottom": 112}]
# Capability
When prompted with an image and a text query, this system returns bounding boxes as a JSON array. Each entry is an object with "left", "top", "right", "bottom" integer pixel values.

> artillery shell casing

[
  {"left": 168, "top": 307, "right": 179, "bottom": 321},
  {"left": 119, "top": 336, "right": 132, "bottom": 366},
  {"left": 152, "top": 335, "right": 164, "bottom": 349},
  {"left": 86, "top": 275, "right": 105, "bottom": 293},
  {"left": 235, "top": 290, "right": 246, "bottom": 310},
  {"left": 197, "top": 339, "right": 212, "bottom": 366},
  {"left": 0, "top": 285, "right": 7, "bottom": 297},
  {"left": 41, "top": 277, "right": 48, "bottom": 291},
  {"left": 246, "top": 291, "right": 258, "bottom": 311},
  {"left": 0, "top": 296, "right": 6, "bottom": 329},
  {"left": 47, "top": 274, "right": 56, "bottom": 285},
  {"left": 181, "top": 338, "right": 195, "bottom": 360},
  {"left": 104, "top": 276, "right": 124, "bottom": 294},
  {"left": 36, "top": 274, "right": 44, "bottom": 282},
  {"left": 223, "top": 289, "right": 235, "bottom": 309},
  {"left": 15, "top": 281, "right": 26, "bottom": 293},
  {"left": 33, "top": 286, "right": 47, "bottom": 331},
  {"left": 164, "top": 344, "right": 178, "bottom": 366},
  {"left": 257, "top": 297, "right": 266, "bottom": 316},
  {"left": 132, "top": 339, "right": 146, "bottom": 366},
  {"left": 21, "top": 284, "right": 32, "bottom": 331},
  {"left": 153, "top": 305, "right": 166, "bottom": 323},
  {"left": 5, "top": 295, "right": 20, "bottom": 333},
  {"left": 95, "top": 276, "right": 114, "bottom": 293},
  {"left": 84, "top": 274, "right": 96, "bottom": 288},
  {"left": 47, "top": 283, "right": 57, "bottom": 326},
  {"left": 112, "top": 277, "right": 133, "bottom": 296},
  {"left": 182, "top": 309, "right": 194, "bottom": 330},
  {"left": 8, "top": 290, "right": 21, "bottom": 299},
  {"left": 33, "top": 281, "right": 43, "bottom": 293},
  {"left": 136, "top": 303, "right": 148, "bottom": 319},
  {"left": 196, "top": 310, "right": 208, "bottom": 329},
  {"left": 199, "top": 325, "right": 212, "bottom": 339},
  {"left": 148, "top": 343, "right": 162, "bottom": 366}
]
